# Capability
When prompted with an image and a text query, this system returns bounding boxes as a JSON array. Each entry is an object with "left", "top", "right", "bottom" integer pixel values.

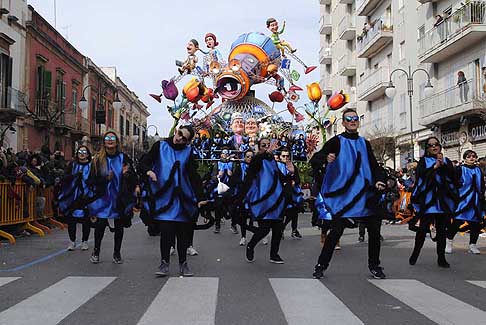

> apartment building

[{"left": 417, "top": 0, "right": 486, "bottom": 161}]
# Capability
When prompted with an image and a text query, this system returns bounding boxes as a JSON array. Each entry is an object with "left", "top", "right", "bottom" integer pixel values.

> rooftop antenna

[{"left": 53, "top": 0, "right": 57, "bottom": 28}]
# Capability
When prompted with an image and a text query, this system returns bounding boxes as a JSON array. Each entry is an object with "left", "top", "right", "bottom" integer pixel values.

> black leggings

[
  {"left": 317, "top": 216, "right": 381, "bottom": 268},
  {"left": 94, "top": 219, "right": 124, "bottom": 255},
  {"left": 447, "top": 219, "right": 481, "bottom": 244},
  {"left": 67, "top": 218, "right": 91, "bottom": 242},
  {"left": 411, "top": 214, "right": 447, "bottom": 261},
  {"left": 247, "top": 220, "right": 284, "bottom": 258},
  {"left": 283, "top": 208, "right": 298, "bottom": 231},
  {"left": 159, "top": 221, "right": 193, "bottom": 264}
]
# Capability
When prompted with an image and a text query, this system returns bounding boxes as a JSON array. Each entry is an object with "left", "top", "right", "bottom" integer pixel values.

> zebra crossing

[{"left": 0, "top": 276, "right": 485, "bottom": 325}]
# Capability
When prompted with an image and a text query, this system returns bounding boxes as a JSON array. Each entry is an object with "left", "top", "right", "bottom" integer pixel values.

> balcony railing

[
  {"left": 0, "top": 87, "right": 28, "bottom": 122},
  {"left": 356, "top": 0, "right": 382, "bottom": 17},
  {"left": 337, "top": 54, "right": 356, "bottom": 76},
  {"left": 358, "top": 66, "right": 390, "bottom": 101},
  {"left": 319, "top": 15, "right": 332, "bottom": 35},
  {"left": 319, "top": 46, "right": 332, "bottom": 64},
  {"left": 338, "top": 15, "right": 356, "bottom": 40},
  {"left": 357, "top": 20, "right": 393, "bottom": 58},
  {"left": 34, "top": 99, "right": 76, "bottom": 129},
  {"left": 419, "top": 79, "right": 481, "bottom": 122},
  {"left": 418, "top": 1, "right": 486, "bottom": 62}
]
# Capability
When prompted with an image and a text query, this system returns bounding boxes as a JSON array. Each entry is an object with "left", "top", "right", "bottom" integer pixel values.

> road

[{"left": 0, "top": 214, "right": 485, "bottom": 325}]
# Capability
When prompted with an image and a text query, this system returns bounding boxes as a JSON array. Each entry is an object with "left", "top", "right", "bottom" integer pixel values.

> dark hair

[
  {"left": 257, "top": 137, "right": 270, "bottom": 145},
  {"left": 280, "top": 147, "right": 290, "bottom": 154},
  {"left": 244, "top": 149, "right": 254, "bottom": 156},
  {"left": 76, "top": 145, "right": 92, "bottom": 162},
  {"left": 189, "top": 39, "right": 199, "bottom": 48},
  {"left": 28, "top": 154, "right": 41, "bottom": 166},
  {"left": 342, "top": 108, "right": 358, "bottom": 119},
  {"left": 424, "top": 136, "right": 442, "bottom": 151},
  {"left": 463, "top": 150, "right": 477, "bottom": 160},
  {"left": 266, "top": 17, "right": 277, "bottom": 27},
  {"left": 179, "top": 125, "right": 195, "bottom": 141}
]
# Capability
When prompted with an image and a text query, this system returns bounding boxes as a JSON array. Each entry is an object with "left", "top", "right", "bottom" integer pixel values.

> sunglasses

[
  {"left": 104, "top": 135, "right": 117, "bottom": 141},
  {"left": 245, "top": 155, "right": 253, "bottom": 158},
  {"left": 427, "top": 143, "right": 440, "bottom": 148},
  {"left": 281, "top": 154, "right": 290, "bottom": 158},
  {"left": 78, "top": 149, "right": 88, "bottom": 155},
  {"left": 344, "top": 116, "right": 360, "bottom": 122},
  {"left": 467, "top": 154, "right": 478, "bottom": 159},
  {"left": 177, "top": 130, "right": 189, "bottom": 143},
  {"left": 260, "top": 143, "right": 270, "bottom": 148}
]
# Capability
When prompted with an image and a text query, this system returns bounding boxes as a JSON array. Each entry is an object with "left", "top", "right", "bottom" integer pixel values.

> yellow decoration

[{"left": 307, "top": 82, "right": 322, "bottom": 103}]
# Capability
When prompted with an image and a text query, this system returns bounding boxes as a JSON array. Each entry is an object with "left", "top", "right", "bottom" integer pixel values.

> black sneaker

[
  {"left": 358, "top": 236, "right": 365, "bottom": 243},
  {"left": 214, "top": 226, "right": 220, "bottom": 234},
  {"left": 179, "top": 261, "right": 194, "bottom": 277},
  {"left": 90, "top": 253, "right": 100, "bottom": 264},
  {"left": 369, "top": 266, "right": 386, "bottom": 279},
  {"left": 246, "top": 246, "right": 254, "bottom": 263},
  {"left": 230, "top": 225, "right": 239, "bottom": 234},
  {"left": 291, "top": 230, "right": 302, "bottom": 239},
  {"left": 437, "top": 258, "right": 450, "bottom": 268},
  {"left": 269, "top": 255, "right": 284, "bottom": 264},
  {"left": 113, "top": 253, "right": 123, "bottom": 264},
  {"left": 313, "top": 264, "right": 325, "bottom": 279},
  {"left": 156, "top": 260, "right": 169, "bottom": 277}
]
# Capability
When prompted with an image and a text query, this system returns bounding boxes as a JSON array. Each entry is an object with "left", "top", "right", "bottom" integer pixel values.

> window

[
  {"left": 400, "top": 94, "right": 407, "bottom": 130},
  {"left": 72, "top": 88, "right": 77, "bottom": 113},
  {"left": 55, "top": 70, "right": 66, "bottom": 111},
  {"left": 120, "top": 115, "right": 124, "bottom": 136},
  {"left": 126, "top": 120, "right": 130, "bottom": 136},
  {"left": 0, "top": 53, "right": 12, "bottom": 108}
]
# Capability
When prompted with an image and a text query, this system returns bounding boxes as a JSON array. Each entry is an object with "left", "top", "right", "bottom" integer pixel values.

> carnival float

[{"left": 149, "top": 18, "right": 350, "bottom": 159}]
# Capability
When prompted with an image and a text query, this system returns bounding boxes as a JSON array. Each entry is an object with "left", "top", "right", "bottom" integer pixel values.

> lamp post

[
  {"left": 385, "top": 65, "right": 434, "bottom": 162},
  {"left": 131, "top": 134, "right": 139, "bottom": 159},
  {"left": 332, "top": 117, "right": 342, "bottom": 136},
  {"left": 147, "top": 124, "right": 160, "bottom": 141}
]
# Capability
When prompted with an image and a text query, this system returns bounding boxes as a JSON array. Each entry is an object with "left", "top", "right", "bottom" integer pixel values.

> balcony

[
  {"left": 357, "top": 66, "right": 390, "bottom": 101},
  {"left": 337, "top": 54, "right": 356, "bottom": 77},
  {"left": 0, "top": 87, "right": 28, "bottom": 123},
  {"left": 320, "top": 0, "right": 331, "bottom": 4},
  {"left": 34, "top": 99, "right": 75, "bottom": 130},
  {"left": 357, "top": 20, "right": 393, "bottom": 58},
  {"left": 338, "top": 15, "right": 356, "bottom": 40},
  {"left": 418, "top": 1, "right": 486, "bottom": 63},
  {"left": 319, "top": 15, "right": 332, "bottom": 35},
  {"left": 319, "top": 47, "right": 332, "bottom": 65},
  {"left": 356, "top": 0, "right": 382, "bottom": 17},
  {"left": 419, "top": 79, "right": 483, "bottom": 126}
]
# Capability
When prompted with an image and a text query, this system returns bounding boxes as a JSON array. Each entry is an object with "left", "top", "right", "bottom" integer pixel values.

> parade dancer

[
  {"left": 277, "top": 148, "right": 303, "bottom": 239},
  {"left": 214, "top": 148, "right": 234, "bottom": 233},
  {"left": 409, "top": 137, "right": 458, "bottom": 268},
  {"left": 88, "top": 131, "right": 138, "bottom": 264},
  {"left": 238, "top": 138, "right": 287, "bottom": 264},
  {"left": 139, "top": 126, "right": 206, "bottom": 277},
  {"left": 58, "top": 146, "right": 92, "bottom": 251},
  {"left": 312, "top": 109, "right": 386, "bottom": 279},
  {"left": 229, "top": 149, "right": 254, "bottom": 246},
  {"left": 446, "top": 150, "right": 484, "bottom": 255}
]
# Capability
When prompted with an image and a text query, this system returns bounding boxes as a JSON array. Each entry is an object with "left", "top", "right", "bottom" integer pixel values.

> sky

[{"left": 27, "top": 0, "right": 320, "bottom": 136}]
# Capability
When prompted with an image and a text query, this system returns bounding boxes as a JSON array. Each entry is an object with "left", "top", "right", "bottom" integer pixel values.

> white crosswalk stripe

[
  {"left": 270, "top": 278, "right": 363, "bottom": 325},
  {"left": 0, "top": 276, "right": 115, "bottom": 325},
  {"left": 467, "top": 281, "right": 486, "bottom": 289},
  {"left": 0, "top": 277, "right": 20, "bottom": 287},
  {"left": 370, "top": 279, "right": 486, "bottom": 325},
  {"left": 137, "top": 277, "right": 219, "bottom": 325}
]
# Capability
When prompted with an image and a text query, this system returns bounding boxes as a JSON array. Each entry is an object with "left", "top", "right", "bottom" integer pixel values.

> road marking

[
  {"left": 467, "top": 281, "right": 486, "bottom": 289},
  {"left": 137, "top": 277, "right": 219, "bottom": 325},
  {"left": 0, "top": 277, "right": 20, "bottom": 287},
  {"left": 370, "top": 279, "right": 486, "bottom": 325},
  {"left": 270, "top": 278, "right": 363, "bottom": 325},
  {"left": 0, "top": 276, "right": 116, "bottom": 325}
]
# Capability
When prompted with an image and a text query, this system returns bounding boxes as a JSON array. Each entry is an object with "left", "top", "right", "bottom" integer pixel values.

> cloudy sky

[{"left": 27, "top": 0, "right": 320, "bottom": 136}]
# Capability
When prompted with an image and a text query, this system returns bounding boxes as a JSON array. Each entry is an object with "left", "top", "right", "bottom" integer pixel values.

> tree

[{"left": 365, "top": 125, "right": 397, "bottom": 165}]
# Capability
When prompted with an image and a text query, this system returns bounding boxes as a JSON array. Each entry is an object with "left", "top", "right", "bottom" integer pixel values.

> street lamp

[
  {"left": 385, "top": 65, "right": 434, "bottom": 162},
  {"left": 131, "top": 134, "right": 139, "bottom": 159},
  {"left": 147, "top": 124, "right": 160, "bottom": 141},
  {"left": 78, "top": 85, "right": 122, "bottom": 112}
]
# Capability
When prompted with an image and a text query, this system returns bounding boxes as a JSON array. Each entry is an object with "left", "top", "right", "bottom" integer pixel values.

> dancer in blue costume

[
  {"left": 214, "top": 148, "right": 234, "bottom": 234},
  {"left": 311, "top": 109, "right": 386, "bottom": 279},
  {"left": 409, "top": 136, "right": 458, "bottom": 268},
  {"left": 278, "top": 148, "right": 304, "bottom": 239},
  {"left": 446, "top": 150, "right": 484, "bottom": 255},
  {"left": 88, "top": 131, "right": 138, "bottom": 264},
  {"left": 229, "top": 149, "right": 255, "bottom": 246},
  {"left": 139, "top": 125, "right": 207, "bottom": 277},
  {"left": 58, "top": 146, "right": 92, "bottom": 251},
  {"left": 237, "top": 137, "right": 287, "bottom": 264}
]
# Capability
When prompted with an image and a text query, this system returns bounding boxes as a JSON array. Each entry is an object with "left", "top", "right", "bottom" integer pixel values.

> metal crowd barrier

[
  {"left": 33, "top": 187, "right": 66, "bottom": 233},
  {"left": 0, "top": 181, "right": 44, "bottom": 244}
]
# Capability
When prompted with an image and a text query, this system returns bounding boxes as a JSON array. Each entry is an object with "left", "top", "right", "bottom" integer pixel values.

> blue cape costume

[
  {"left": 58, "top": 161, "right": 91, "bottom": 218},
  {"left": 454, "top": 165, "right": 484, "bottom": 222},
  {"left": 277, "top": 161, "right": 304, "bottom": 209}
]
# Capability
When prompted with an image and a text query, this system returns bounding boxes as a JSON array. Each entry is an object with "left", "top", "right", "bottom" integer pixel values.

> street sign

[{"left": 95, "top": 110, "right": 106, "bottom": 124}]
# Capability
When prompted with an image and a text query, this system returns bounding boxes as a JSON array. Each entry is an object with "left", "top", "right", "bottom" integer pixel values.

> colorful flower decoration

[
  {"left": 269, "top": 91, "right": 285, "bottom": 103},
  {"left": 328, "top": 90, "right": 350, "bottom": 110},
  {"left": 161, "top": 79, "right": 178, "bottom": 101},
  {"left": 306, "top": 82, "right": 322, "bottom": 103}
]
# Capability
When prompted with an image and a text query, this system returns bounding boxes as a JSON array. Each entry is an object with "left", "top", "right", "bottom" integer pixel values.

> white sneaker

[
  {"left": 67, "top": 241, "right": 76, "bottom": 251},
  {"left": 239, "top": 237, "right": 247, "bottom": 246},
  {"left": 170, "top": 246, "right": 175, "bottom": 255},
  {"left": 445, "top": 239, "right": 453, "bottom": 254},
  {"left": 335, "top": 242, "right": 341, "bottom": 250},
  {"left": 80, "top": 241, "right": 89, "bottom": 251},
  {"left": 187, "top": 246, "right": 198, "bottom": 256},
  {"left": 262, "top": 236, "right": 269, "bottom": 245},
  {"left": 469, "top": 244, "right": 480, "bottom": 255},
  {"left": 480, "top": 233, "right": 486, "bottom": 238}
]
